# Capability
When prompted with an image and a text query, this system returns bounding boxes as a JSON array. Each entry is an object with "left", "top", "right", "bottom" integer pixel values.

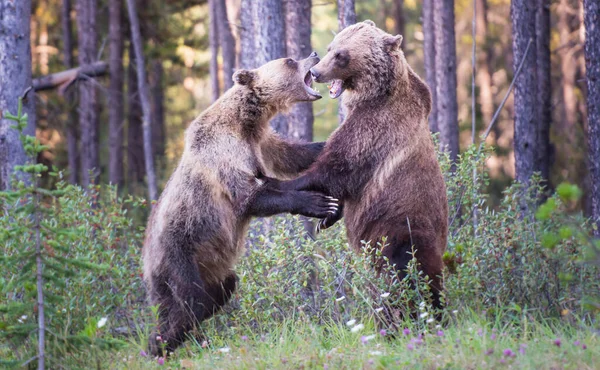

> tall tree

[
  {"left": 584, "top": 0, "right": 600, "bottom": 235},
  {"left": 108, "top": 0, "right": 125, "bottom": 187},
  {"left": 239, "top": 0, "right": 255, "bottom": 69},
  {"left": 423, "top": 0, "right": 437, "bottom": 133},
  {"left": 61, "top": 0, "right": 79, "bottom": 184},
  {"left": 126, "top": 0, "right": 158, "bottom": 201},
  {"left": 76, "top": 0, "right": 99, "bottom": 187},
  {"left": 208, "top": 0, "right": 220, "bottom": 101},
  {"left": 511, "top": 0, "right": 537, "bottom": 185},
  {"left": 433, "top": 0, "right": 459, "bottom": 161},
  {"left": 216, "top": 0, "right": 236, "bottom": 91},
  {"left": 536, "top": 0, "right": 551, "bottom": 183},
  {"left": 127, "top": 43, "right": 145, "bottom": 184},
  {"left": 286, "top": 0, "right": 314, "bottom": 141},
  {"left": 393, "top": 0, "right": 405, "bottom": 41},
  {"left": 0, "top": 0, "right": 36, "bottom": 190},
  {"left": 475, "top": 0, "right": 494, "bottom": 128},
  {"left": 558, "top": 0, "right": 579, "bottom": 144},
  {"left": 337, "top": 0, "right": 355, "bottom": 124},
  {"left": 253, "top": 0, "right": 287, "bottom": 135},
  {"left": 150, "top": 59, "right": 165, "bottom": 161}
]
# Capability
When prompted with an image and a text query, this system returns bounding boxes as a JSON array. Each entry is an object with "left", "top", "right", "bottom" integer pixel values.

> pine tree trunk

[
  {"left": 61, "top": 0, "right": 79, "bottom": 184},
  {"left": 584, "top": 0, "right": 600, "bottom": 235},
  {"left": 127, "top": 43, "right": 145, "bottom": 184},
  {"left": 126, "top": 0, "right": 158, "bottom": 202},
  {"left": 253, "top": 0, "right": 287, "bottom": 135},
  {"left": 209, "top": 0, "right": 220, "bottom": 102},
  {"left": 433, "top": 0, "right": 459, "bottom": 161},
  {"left": 217, "top": 0, "right": 236, "bottom": 91},
  {"left": 76, "top": 0, "right": 99, "bottom": 187},
  {"left": 394, "top": 0, "right": 405, "bottom": 40},
  {"left": 286, "top": 0, "right": 314, "bottom": 141},
  {"left": 337, "top": 0, "right": 355, "bottom": 125},
  {"left": 109, "top": 0, "right": 125, "bottom": 188},
  {"left": 475, "top": 0, "right": 494, "bottom": 128},
  {"left": 558, "top": 0, "right": 579, "bottom": 143},
  {"left": 423, "top": 0, "right": 437, "bottom": 133},
  {"left": 511, "top": 0, "right": 538, "bottom": 185},
  {"left": 239, "top": 0, "right": 255, "bottom": 69},
  {"left": 0, "top": 0, "right": 36, "bottom": 190},
  {"left": 150, "top": 59, "right": 165, "bottom": 161},
  {"left": 536, "top": 0, "right": 551, "bottom": 183}
]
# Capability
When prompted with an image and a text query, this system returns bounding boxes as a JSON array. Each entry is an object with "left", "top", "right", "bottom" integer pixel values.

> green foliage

[{"left": 0, "top": 101, "right": 145, "bottom": 367}]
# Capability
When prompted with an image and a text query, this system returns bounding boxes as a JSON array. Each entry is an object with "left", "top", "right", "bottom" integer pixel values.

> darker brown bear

[
  {"left": 273, "top": 21, "right": 448, "bottom": 311},
  {"left": 143, "top": 53, "right": 338, "bottom": 356}
]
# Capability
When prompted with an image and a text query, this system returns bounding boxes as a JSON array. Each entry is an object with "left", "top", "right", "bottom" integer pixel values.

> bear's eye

[
  {"left": 334, "top": 52, "right": 341, "bottom": 59},
  {"left": 285, "top": 58, "right": 297, "bottom": 68}
]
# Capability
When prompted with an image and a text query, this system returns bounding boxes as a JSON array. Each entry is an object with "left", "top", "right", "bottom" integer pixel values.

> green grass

[{"left": 113, "top": 312, "right": 598, "bottom": 369}]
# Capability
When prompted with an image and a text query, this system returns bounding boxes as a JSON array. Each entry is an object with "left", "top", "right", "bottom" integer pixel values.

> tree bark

[
  {"left": 0, "top": 0, "right": 36, "bottom": 190},
  {"left": 286, "top": 0, "right": 314, "bottom": 141},
  {"left": 109, "top": 0, "right": 125, "bottom": 188},
  {"left": 76, "top": 0, "right": 99, "bottom": 187},
  {"left": 239, "top": 0, "right": 255, "bottom": 69},
  {"left": 337, "top": 0, "right": 356, "bottom": 125},
  {"left": 511, "top": 0, "right": 538, "bottom": 185},
  {"left": 31, "top": 62, "right": 107, "bottom": 92},
  {"left": 128, "top": 43, "right": 145, "bottom": 184},
  {"left": 208, "top": 0, "right": 220, "bottom": 101},
  {"left": 61, "top": 0, "right": 79, "bottom": 184},
  {"left": 216, "top": 0, "right": 236, "bottom": 91},
  {"left": 394, "top": 0, "right": 405, "bottom": 41},
  {"left": 150, "top": 59, "right": 165, "bottom": 161},
  {"left": 584, "top": 0, "right": 600, "bottom": 235},
  {"left": 475, "top": 0, "right": 494, "bottom": 128},
  {"left": 433, "top": 0, "right": 459, "bottom": 162},
  {"left": 423, "top": 0, "right": 437, "bottom": 133},
  {"left": 253, "top": 0, "right": 287, "bottom": 135},
  {"left": 558, "top": 0, "right": 579, "bottom": 143},
  {"left": 536, "top": 0, "right": 551, "bottom": 183},
  {"left": 126, "top": 0, "right": 158, "bottom": 202}
]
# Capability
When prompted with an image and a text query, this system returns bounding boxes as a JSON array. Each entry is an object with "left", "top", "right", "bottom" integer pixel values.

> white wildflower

[
  {"left": 369, "top": 351, "right": 383, "bottom": 356},
  {"left": 350, "top": 324, "right": 364, "bottom": 333},
  {"left": 419, "top": 312, "right": 429, "bottom": 319},
  {"left": 380, "top": 292, "right": 390, "bottom": 298},
  {"left": 426, "top": 318, "right": 435, "bottom": 323},
  {"left": 335, "top": 296, "right": 346, "bottom": 302},
  {"left": 218, "top": 347, "right": 230, "bottom": 353},
  {"left": 419, "top": 301, "right": 426, "bottom": 308},
  {"left": 375, "top": 307, "right": 384, "bottom": 313},
  {"left": 363, "top": 334, "right": 376, "bottom": 342},
  {"left": 452, "top": 310, "right": 458, "bottom": 314},
  {"left": 346, "top": 319, "right": 356, "bottom": 326},
  {"left": 435, "top": 324, "right": 441, "bottom": 329},
  {"left": 97, "top": 317, "right": 107, "bottom": 328}
]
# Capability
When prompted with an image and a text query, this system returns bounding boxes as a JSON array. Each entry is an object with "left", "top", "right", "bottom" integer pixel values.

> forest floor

[{"left": 113, "top": 314, "right": 598, "bottom": 369}]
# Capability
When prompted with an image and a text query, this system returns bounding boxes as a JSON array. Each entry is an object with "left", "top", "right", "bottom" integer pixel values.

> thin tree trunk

[
  {"left": 34, "top": 188, "right": 45, "bottom": 370},
  {"left": 126, "top": 0, "right": 158, "bottom": 202},
  {"left": 584, "top": 0, "right": 600, "bottom": 235},
  {"left": 253, "top": 0, "right": 287, "bottom": 135},
  {"left": 61, "top": 0, "right": 79, "bottom": 184},
  {"left": 423, "top": 0, "right": 438, "bottom": 133},
  {"left": 286, "top": 0, "right": 314, "bottom": 141},
  {"left": 433, "top": 0, "right": 459, "bottom": 162},
  {"left": 217, "top": 0, "right": 236, "bottom": 91},
  {"left": 511, "top": 0, "right": 538, "bottom": 185},
  {"left": 209, "top": 0, "right": 220, "bottom": 101},
  {"left": 239, "top": 0, "right": 255, "bottom": 69},
  {"left": 150, "top": 59, "right": 165, "bottom": 161},
  {"left": 558, "top": 0, "right": 579, "bottom": 142},
  {"left": 394, "top": 0, "right": 405, "bottom": 40},
  {"left": 0, "top": 0, "right": 36, "bottom": 190},
  {"left": 76, "top": 0, "right": 99, "bottom": 187},
  {"left": 536, "top": 0, "right": 551, "bottom": 183},
  {"left": 475, "top": 0, "right": 494, "bottom": 128},
  {"left": 128, "top": 43, "right": 145, "bottom": 184},
  {"left": 423, "top": 0, "right": 437, "bottom": 133},
  {"left": 337, "top": 0, "right": 355, "bottom": 125},
  {"left": 109, "top": 0, "right": 125, "bottom": 187}
]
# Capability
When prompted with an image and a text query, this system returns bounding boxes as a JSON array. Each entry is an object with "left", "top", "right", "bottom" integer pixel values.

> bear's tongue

[{"left": 328, "top": 80, "right": 344, "bottom": 99}]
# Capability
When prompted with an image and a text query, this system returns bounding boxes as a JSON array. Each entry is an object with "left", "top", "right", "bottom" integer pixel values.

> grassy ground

[{"left": 114, "top": 313, "right": 598, "bottom": 369}]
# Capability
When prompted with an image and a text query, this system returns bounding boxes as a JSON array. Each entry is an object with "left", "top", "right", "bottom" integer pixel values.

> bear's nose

[
  {"left": 310, "top": 68, "right": 320, "bottom": 80},
  {"left": 309, "top": 51, "right": 318, "bottom": 58}
]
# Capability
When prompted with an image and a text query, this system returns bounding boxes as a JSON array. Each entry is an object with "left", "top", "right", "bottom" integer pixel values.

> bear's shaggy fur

[
  {"left": 143, "top": 54, "right": 337, "bottom": 355},
  {"left": 275, "top": 21, "right": 448, "bottom": 311}
]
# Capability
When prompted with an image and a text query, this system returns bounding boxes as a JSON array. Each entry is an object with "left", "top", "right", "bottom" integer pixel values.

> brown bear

[
  {"left": 143, "top": 52, "right": 338, "bottom": 356},
  {"left": 270, "top": 21, "right": 448, "bottom": 312}
]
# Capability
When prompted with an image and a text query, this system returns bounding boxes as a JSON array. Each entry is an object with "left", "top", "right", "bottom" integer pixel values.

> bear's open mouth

[
  {"left": 328, "top": 80, "right": 344, "bottom": 99},
  {"left": 304, "top": 71, "right": 321, "bottom": 98}
]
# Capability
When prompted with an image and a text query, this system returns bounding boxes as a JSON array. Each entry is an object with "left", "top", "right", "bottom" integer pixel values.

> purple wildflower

[
  {"left": 574, "top": 340, "right": 580, "bottom": 346},
  {"left": 554, "top": 338, "right": 561, "bottom": 347},
  {"left": 324, "top": 365, "right": 329, "bottom": 370},
  {"left": 436, "top": 330, "right": 444, "bottom": 337},
  {"left": 157, "top": 357, "right": 165, "bottom": 365},
  {"left": 241, "top": 335, "right": 248, "bottom": 341},
  {"left": 484, "top": 348, "right": 494, "bottom": 356},
  {"left": 139, "top": 350, "right": 148, "bottom": 357},
  {"left": 490, "top": 333, "right": 497, "bottom": 340},
  {"left": 477, "top": 328, "right": 483, "bottom": 336},
  {"left": 403, "top": 328, "right": 411, "bottom": 336},
  {"left": 503, "top": 349, "right": 515, "bottom": 357},
  {"left": 407, "top": 343, "right": 415, "bottom": 351},
  {"left": 519, "top": 344, "right": 527, "bottom": 355},
  {"left": 380, "top": 329, "right": 387, "bottom": 337},
  {"left": 582, "top": 344, "right": 587, "bottom": 350},
  {"left": 361, "top": 336, "right": 368, "bottom": 345},
  {"left": 500, "top": 358, "right": 506, "bottom": 364}
]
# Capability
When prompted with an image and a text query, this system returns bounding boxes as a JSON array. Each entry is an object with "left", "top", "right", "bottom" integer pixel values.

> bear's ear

[
  {"left": 363, "top": 20, "right": 376, "bottom": 27},
  {"left": 383, "top": 34, "right": 403, "bottom": 52},
  {"left": 233, "top": 69, "right": 256, "bottom": 86}
]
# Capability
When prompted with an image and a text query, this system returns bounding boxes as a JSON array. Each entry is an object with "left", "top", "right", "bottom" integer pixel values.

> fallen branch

[{"left": 32, "top": 61, "right": 108, "bottom": 93}]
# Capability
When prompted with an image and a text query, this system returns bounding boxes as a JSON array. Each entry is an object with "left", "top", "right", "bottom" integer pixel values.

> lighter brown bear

[
  {"left": 143, "top": 53, "right": 338, "bottom": 356},
  {"left": 272, "top": 21, "right": 448, "bottom": 313}
]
